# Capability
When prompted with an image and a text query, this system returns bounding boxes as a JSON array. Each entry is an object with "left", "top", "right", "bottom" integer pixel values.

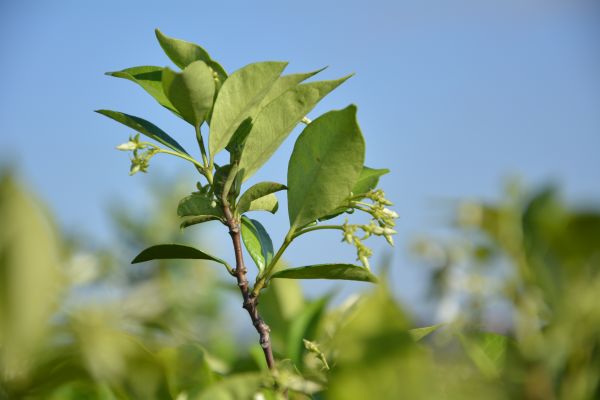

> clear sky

[{"left": 1, "top": 0, "right": 599, "bottom": 316}]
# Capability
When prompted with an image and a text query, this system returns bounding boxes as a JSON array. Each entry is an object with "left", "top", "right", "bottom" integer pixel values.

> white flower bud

[{"left": 116, "top": 141, "right": 137, "bottom": 151}]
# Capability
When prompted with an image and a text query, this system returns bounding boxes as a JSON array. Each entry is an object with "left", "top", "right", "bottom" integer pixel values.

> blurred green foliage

[{"left": 1, "top": 173, "right": 598, "bottom": 399}]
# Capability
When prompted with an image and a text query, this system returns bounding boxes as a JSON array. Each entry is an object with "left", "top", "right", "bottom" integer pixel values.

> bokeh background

[{"left": 1, "top": 1, "right": 599, "bottom": 399}]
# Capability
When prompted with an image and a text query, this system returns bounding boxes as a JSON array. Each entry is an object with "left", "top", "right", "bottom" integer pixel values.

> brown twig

[{"left": 222, "top": 203, "right": 276, "bottom": 370}]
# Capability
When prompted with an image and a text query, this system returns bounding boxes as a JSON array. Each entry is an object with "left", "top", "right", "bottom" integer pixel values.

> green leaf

[
  {"left": 353, "top": 166, "right": 390, "bottom": 195},
  {"left": 213, "top": 164, "right": 241, "bottom": 202},
  {"left": 105, "top": 66, "right": 179, "bottom": 114},
  {"left": 257, "top": 67, "right": 326, "bottom": 110},
  {"left": 237, "top": 182, "right": 287, "bottom": 214},
  {"left": 287, "top": 105, "right": 365, "bottom": 230},
  {"left": 459, "top": 333, "right": 508, "bottom": 379},
  {"left": 131, "top": 244, "right": 228, "bottom": 268},
  {"left": 177, "top": 192, "right": 224, "bottom": 218},
  {"left": 95, "top": 109, "right": 189, "bottom": 155},
  {"left": 162, "top": 61, "right": 215, "bottom": 127},
  {"left": 155, "top": 28, "right": 227, "bottom": 84},
  {"left": 245, "top": 193, "right": 279, "bottom": 214},
  {"left": 239, "top": 75, "right": 352, "bottom": 181},
  {"left": 197, "top": 373, "right": 268, "bottom": 400},
  {"left": 271, "top": 264, "right": 378, "bottom": 283},
  {"left": 286, "top": 296, "right": 330, "bottom": 366},
  {"left": 209, "top": 61, "right": 288, "bottom": 159},
  {"left": 180, "top": 215, "right": 222, "bottom": 229},
  {"left": 241, "top": 216, "right": 273, "bottom": 273},
  {"left": 409, "top": 324, "right": 442, "bottom": 341}
]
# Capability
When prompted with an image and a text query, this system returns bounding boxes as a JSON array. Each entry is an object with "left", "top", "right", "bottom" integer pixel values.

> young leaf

[
  {"left": 209, "top": 61, "right": 288, "bottom": 159},
  {"left": 271, "top": 264, "right": 378, "bottom": 283},
  {"left": 162, "top": 61, "right": 216, "bottom": 128},
  {"left": 155, "top": 28, "right": 227, "bottom": 83},
  {"left": 105, "top": 66, "right": 179, "bottom": 114},
  {"left": 239, "top": 75, "right": 352, "bottom": 181},
  {"left": 178, "top": 192, "right": 224, "bottom": 218},
  {"left": 241, "top": 216, "right": 274, "bottom": 273},
  {"left": 287, "top": 105, "right": 365, "bottom": 231},
  {"left": 237, "top": 182, "right": 287, "bottom": 214},
  {"left": 353, "top": 166, "right": 390, "bottom": 195},
  {"left": 131, "top": 244, "right": 228, "bottom": 268},
  {"left": 95, "top": 110, "right": 189, "bottom": 155}
]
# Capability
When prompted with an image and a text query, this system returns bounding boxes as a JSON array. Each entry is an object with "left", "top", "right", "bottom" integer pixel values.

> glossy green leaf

[
  {"left": 95, "top": 109, "right": 189, "bottom": 155},
  {"left": 209, "top": 62, "right": 288, "bottom": 159},
  {"left": 155, "top": 28, "right": 227, "bottom": 83},
  {"left": 177, "top": 192, "right": 223, "bottom": 218},
  {"left": 237, "top": 182, "right": 286, "bottom": 214},
  {"left": 239, "top": 75, "right": 352, "bottom": 181},
  {"left": 353, "top": 166, "right": 390, "bottom": 195},
  {"left": 271, "top": 264, "right": 378, "bottom": 283},
  {"left": 131, "top": 244, "right": 228, "bottom": 268},
  {"left": 241, "top": 217, "right": 273, "bottom": 273},
  {"left": 245, "top": 193, "right": 279, "bottom": 214},
  {"left": 162, "top": 61, "right": 215, "bottom": 127},
  {"left": 287, "top": 105, "right": 365, "bottom": 230},
  {"left": 105, "top": 66, "right": 179, "bottom": 114}
]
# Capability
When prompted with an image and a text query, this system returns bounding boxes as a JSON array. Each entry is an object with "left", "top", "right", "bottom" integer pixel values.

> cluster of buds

[
  {"left": 341, "top": 189, "right": 398, "bottom": 269},
  {"left": 116, "top": 134, "right": 159, "bottom": 175}
]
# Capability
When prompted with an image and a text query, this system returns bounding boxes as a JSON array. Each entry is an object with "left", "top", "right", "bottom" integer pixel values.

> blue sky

[{"left": 1, "top": 0, "right": 599, "bottom": 316}]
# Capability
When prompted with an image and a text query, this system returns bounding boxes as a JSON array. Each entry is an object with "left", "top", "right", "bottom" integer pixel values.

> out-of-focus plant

[
  {"left": 412, "top": 182, "right": 600, "bottom": 400},
  {"left": 97, "top": 29, "right": 396, "bottom": 396}
]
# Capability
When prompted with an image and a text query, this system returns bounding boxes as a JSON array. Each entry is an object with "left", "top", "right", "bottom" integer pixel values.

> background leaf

[
  {"left": 131, "top": 244, "right": 227, "bottom": 268},
  {"left": 95, "top": 110, "right": 189, "bottom": 155},
  {"left": 270, "top": 264, "right": 378, "bottom": 283},
  {"left": 209, "top": 61, "right": 287, "bottom": 159},
  {"left": 105, "top": 66, "right": 178, "bottom": 114},
  {"left": 240, "top": 217, "right": 273, "bottom": 273},
  {"left": 237, "top": 182, "right": 286, "bottom": 214},
  {"left": 239, "top": 76, "right": 351, "bottom": 181},
  {"left": 287, "top": 105, "right": 365, "bottom": 230},
  {"left": 162, "top": 61, "right": 215, "bottom": 127}
]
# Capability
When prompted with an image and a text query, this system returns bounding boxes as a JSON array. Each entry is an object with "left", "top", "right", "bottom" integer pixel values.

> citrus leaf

[
  {"left": 131, "top": 244, "right": 227, "bottom": 268},
  {"left": 105, "top": 66, "right": 179, "bottom": 114},
  {"left": 257, "top": 67, "right": 326, "bottom": 110},
  {"left": 239, "top": 75, "right": 351, "bottom": 181},
  {"left": 287, "top": 105, "right": 365, "bottom": 230},
  {"left": 162, "top": 61, "right": 215, "bottom": 127},
  {"left": 209, "top": 61, "right": 287, "bottom": 159},
  {"left": 237, "top": 182, "right": 287, "bottom": 214},
  {"left": 271, "top": 264, "right": 378, "bottom": 283},
  {"left": 95, "top": 109, "right": 189, "bottom": 155},
  {"left": 241, "top": 216, "right": 273, "bottom": 273}
]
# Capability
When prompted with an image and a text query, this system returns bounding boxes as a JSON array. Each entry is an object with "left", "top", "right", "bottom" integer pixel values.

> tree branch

[{"left": 222, "top": 203, "right": 275, "bottom": 370}]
